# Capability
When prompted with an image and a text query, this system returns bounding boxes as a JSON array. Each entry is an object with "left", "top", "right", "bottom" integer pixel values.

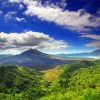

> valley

[{"left": 0, "top": 60, "right": 100, "bottom": 100}]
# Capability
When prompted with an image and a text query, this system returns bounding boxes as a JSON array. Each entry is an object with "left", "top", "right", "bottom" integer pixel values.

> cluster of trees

[{"left": 0, "top": 60, "right": 100, "bottom": 100}]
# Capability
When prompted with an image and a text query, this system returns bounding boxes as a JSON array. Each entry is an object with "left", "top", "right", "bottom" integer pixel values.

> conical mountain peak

[{"left": 21, "top": 49, "right": 42, "bottom": 55}]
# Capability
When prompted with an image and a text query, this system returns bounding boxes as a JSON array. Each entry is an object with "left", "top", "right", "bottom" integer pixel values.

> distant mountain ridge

[
  {"left": 0, "top": 49, "right": 77, "bottom": 70},
  {"left": 90, "top": 49, "right": 100, "bottom": 56},
  {"left": 56, "top": 49, "right": 100, "bottom": 58},
  {"left": 0, "top": 54, "right": 13, "bottom": 59}
]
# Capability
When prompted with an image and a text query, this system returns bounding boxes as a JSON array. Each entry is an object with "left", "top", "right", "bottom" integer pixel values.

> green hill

[
  {"left": 0, "top": 60, "right": 100, "bottom": 100},
  {"left": 41, "top": 60, "right": 100, "bottom": 100},
  {"left": 0, "top": 65, "right": 44, "bottom": 100}
]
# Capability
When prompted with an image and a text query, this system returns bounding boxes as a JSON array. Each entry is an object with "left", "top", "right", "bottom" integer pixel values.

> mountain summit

[
  {"left": 0, "top": 49, "right": 76, "bottom": 70},
  {"left": 23, "top": 49, "right": 39, "bottom": 53},
  {"left": 21, "top": 49, "right": 44, "bottom": 55}
]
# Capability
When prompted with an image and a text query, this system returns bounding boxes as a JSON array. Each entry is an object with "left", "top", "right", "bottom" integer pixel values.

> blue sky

[{"left": 0, "top": 0, "right": 100, "bottom": 54}]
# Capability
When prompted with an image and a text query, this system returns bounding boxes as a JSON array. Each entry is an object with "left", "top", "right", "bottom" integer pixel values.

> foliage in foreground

[{"left": 0, "top": 60, "right": 100, "bottom": 100}]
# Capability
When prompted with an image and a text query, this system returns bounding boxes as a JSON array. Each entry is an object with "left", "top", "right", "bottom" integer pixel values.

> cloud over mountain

[{"left": 0, "top": 31, "right": 69, "bottom": 51}]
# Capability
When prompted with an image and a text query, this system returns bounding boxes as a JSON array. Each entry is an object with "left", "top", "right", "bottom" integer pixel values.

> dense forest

[{"left": 0, "top": 60, "right": 100, "bottom": 100}]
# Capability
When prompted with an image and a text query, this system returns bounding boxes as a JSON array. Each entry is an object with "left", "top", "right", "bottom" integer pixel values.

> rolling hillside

[{"left": 0, "top": 60, "right": 100, "bottom": 100}]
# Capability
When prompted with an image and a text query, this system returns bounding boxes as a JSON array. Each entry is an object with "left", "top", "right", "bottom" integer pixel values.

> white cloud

[
  {"left": 9, "top": 0, "right": 21, "bottom": 3},
  {"left": 0, "top": 31, "right": 69, "bottom": 51},
  {"left": 8, "top": 0, "right": 100, "bottom": 32},
  {"left": 86, "top": 41, "right": 100, "bottom": 48},
  {"left": 38, "top": 40, "right": 68, "bottom": 50},
  {"left": 16, "top": 17, "right": 26, "bottom": 22},
  {"left": 23, "top": 1, "right": 99, "bottom": 33},
  {"left": 4, "top": 11, "right": 16, "bottom": 21},
  {"left": 81, "top": 34, "right": 100, "bottom": 40},
  {"left": 25, "top": 1, "right": 88, "bottom": 28},
  {"left": 81, "top": 33, "right": 100, "bottom": 48}
]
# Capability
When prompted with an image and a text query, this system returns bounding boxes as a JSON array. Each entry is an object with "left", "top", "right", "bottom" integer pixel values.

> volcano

[{"left": 0, "top": 49, "right": 76, "bottom": 70}]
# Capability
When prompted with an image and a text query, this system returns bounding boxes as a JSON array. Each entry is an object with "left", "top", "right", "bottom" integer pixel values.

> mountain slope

[
  {"left": 0, "top": 54, "right": 12, "bottom": 59},
  {"left": 0, "top": 65, "right": 45, "bottom": 100},
  {"left": 0, "top": 49, "right": 77, "bottom": 70},
  {"left": 0, "top": 65, "right": 42, "bottom": 93}
]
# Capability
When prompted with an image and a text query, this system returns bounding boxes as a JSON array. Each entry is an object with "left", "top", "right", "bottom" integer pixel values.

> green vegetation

[{"left": 0, "top": 60, "right": 100, "bottom": 100}]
